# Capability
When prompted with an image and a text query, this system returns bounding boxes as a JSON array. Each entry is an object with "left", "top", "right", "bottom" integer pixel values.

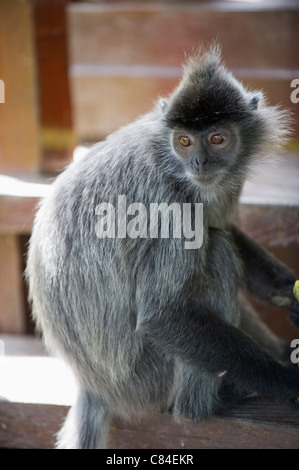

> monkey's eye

[
  {"left": 179, "top": 136, "right": 192, "bottom": 147},
  {"left": 210, "top": 133, "right": 226, "bottom": 145}
]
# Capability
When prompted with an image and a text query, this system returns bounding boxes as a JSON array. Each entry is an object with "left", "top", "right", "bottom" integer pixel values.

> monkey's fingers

[{"left": 290, "top": 282, "right": 299, "bottom": 329}]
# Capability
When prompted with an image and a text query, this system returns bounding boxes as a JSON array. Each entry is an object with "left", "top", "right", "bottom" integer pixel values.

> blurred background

[{"left": 0, "top": 0, "right": 299, "bottom": 357}]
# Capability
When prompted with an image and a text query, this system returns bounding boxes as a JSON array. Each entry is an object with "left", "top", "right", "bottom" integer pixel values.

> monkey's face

[{"left": 171, "top": 124, "right": 240, "bottom": 187}]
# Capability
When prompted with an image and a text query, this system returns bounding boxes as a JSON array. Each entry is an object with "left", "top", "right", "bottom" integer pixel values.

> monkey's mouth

[
  {"left": 186, "top": 159, "right": 224, "bottom": 186},
  {"left": 187, "top": 169, "right": 222, "bottom": 187}
]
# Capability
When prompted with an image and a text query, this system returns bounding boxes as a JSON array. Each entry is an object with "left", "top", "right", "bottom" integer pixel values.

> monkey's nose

[{"left": 193, "top": 155, "right": 207, "bottom": 171}]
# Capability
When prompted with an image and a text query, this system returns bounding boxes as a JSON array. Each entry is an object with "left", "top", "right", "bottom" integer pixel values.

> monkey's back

[{"left": 26, "top": 111, "right": 187, "bottom": 412}]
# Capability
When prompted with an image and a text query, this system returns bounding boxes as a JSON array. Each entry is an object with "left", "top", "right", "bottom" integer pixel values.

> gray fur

[{"left": 26, "top": 45, "right": 299, "bottom": 449}]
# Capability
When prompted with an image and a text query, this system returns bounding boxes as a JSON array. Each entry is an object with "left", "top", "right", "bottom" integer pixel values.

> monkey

[{"left": 26, "top": 44, "right": 299, "bottom": 449}]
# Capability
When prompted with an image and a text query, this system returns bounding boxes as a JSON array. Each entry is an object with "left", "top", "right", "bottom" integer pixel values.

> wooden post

[
  {"left": 0, "top": 0, "right": 41, "bottom": 332},
  {"left": 0, "top": 235, "right": 25, "bottom": 333},
  {"left": 0, "top": 0, "right": 40, "bottom": 173},
  {"left": 32, "top": 0, "right": 76, "bottom": 173}
]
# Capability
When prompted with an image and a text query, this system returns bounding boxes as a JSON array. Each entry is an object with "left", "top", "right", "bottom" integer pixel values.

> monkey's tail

[{"left": 56, "top": 390, "right": 111, "bottom": 449}]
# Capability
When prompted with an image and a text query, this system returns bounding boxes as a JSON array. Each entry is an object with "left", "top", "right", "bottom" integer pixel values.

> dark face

[{"left": 171, "top": 123, "right": 240, "bottom": 187}]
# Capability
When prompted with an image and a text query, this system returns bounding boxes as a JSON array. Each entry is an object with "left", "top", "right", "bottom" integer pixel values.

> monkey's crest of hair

[
  {"left": 183, "top": 43, "right": 223, "bottom": 79},
  {"left": 164, "top": 44, "right": 292, "bottom": 160}
]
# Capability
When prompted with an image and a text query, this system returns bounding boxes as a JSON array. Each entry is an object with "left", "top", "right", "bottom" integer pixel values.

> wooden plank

[
  {"left": 0, "top": 173, "right": 51, "bottom": 234},
  {"left": 67, "top": 5, "right": 299, "bottom": 70},
  {"left": 0, "top": 0, "right": 40, "bottom": 172},
  {"left": 236, "top": 205, "right": 299, "bottom": 247},
  {"left": 241, "top": 77, "right": 299, "bottom": 140},
  {"left": 70, "top": 75, "right": 178, "bottom": 139},
  {"left": 239, "top": 153, "right": 299, "bottom": 209},
  {"left": 32, "top": 0, "right": 76, "bottom": 173},
  {"left": 0, "top": 235, "right": 25, "bottom": 334},
  {"left": 70, "top": 74, "right": 299, "bottom": 140},
  {"left": 0, "top": 402, "right": 66, "bottom": 449},
  {"left": 70, "top": 0, "right": 299, "bottom": 8},
  {"left": 68, "top": 4, "right": 299, "bottom": 140},
  {"left": 0, "top": 398, "right": 298, "bottom": 449},
  {"left": 0, "top": 196, "right": 41, "bottom": 235},
  {"left": 109, "top": 402, "right": 299, "bottom": 449}
]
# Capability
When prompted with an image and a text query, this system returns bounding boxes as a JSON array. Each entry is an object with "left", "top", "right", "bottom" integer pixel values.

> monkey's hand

[
  {"left": 290, "top": 282, "right": 299, "bottom": 328},
  {"left": 294, "top": 281, "right": 299, "bottom": 302},
  {"left": 231, "top": 226, "right": 299, "bottom": 327}
]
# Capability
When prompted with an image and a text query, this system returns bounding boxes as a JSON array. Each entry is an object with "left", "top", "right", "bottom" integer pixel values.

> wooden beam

[
  {"left": 68, "top": 4, "right": 299, "bottom": 70},
  {"left": 0, "top": 398, "right": 299, "bottom": 449}
]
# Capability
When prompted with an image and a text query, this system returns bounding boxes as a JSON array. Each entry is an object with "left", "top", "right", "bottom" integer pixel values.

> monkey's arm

[
  {"left": 136, "top": 226, "right": 299, "bottom": 399},
  {"left": 138, "top": 298, "right": 299, "bottom": 398},
  {"left": 231, "top": 225, "right": 299, "bottom": 327}
]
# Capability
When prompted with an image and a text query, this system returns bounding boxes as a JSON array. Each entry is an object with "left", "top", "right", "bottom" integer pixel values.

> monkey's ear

[
  {"left": 249, "top": 93, "right": 262, "bottom": 110},
  {"left": 159, "top": 98, "right": 169, "bottom": 112}
]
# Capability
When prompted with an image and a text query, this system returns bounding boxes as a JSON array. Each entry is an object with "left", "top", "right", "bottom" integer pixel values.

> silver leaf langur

[{"left": 26, "top": 44, "right": 299, "bottom": 449}]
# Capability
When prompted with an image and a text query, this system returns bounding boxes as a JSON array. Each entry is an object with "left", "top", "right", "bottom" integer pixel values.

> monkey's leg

[
  {"left": 231, "top": 225, "right": 299, "bottom": 327},
  {"left": 171, "top": 363, "right": 244, "bottom": 420},
  {"left": 171, "top": 363, "right": 220, "bottom": 420},
  {"left": 138, "top": 298, "right": 299, "bottom": 400},
  {"left": 56, "top": 390, "right": 110, "bottom": 449}
]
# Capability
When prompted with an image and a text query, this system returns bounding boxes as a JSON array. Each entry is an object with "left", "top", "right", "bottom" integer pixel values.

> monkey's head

[{"left": 162, "top": 44, "right": 291, "bottom": 189}]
